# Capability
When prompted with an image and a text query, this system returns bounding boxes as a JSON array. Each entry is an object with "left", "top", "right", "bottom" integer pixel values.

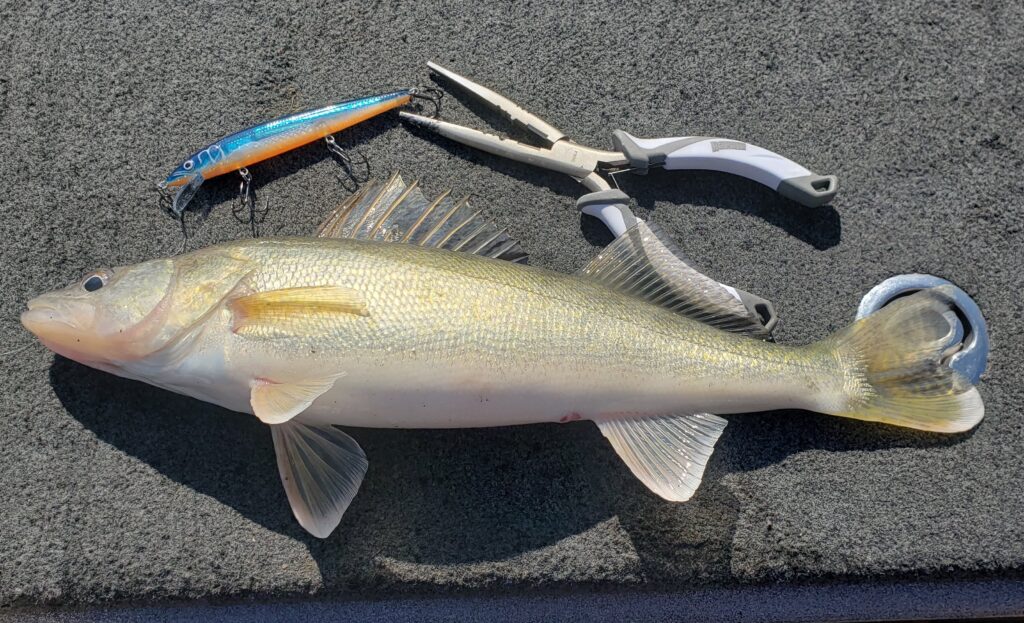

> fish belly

[{"left": 292, "top": 348, "right": 820, "bottom": 429}]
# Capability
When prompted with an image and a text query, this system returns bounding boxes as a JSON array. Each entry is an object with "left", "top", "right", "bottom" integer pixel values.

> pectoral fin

[
  {"left": 230, "top": 286, "right": 368, "bottom": 337},
  {"left": 271, "top": 421, "right": 368, "bottom": 538},
  {"left": 595, "top": 412, "right": 727, "bottom": 502},
  {"left": 250, "top": 374, "right": 343, "bottom": 424}
]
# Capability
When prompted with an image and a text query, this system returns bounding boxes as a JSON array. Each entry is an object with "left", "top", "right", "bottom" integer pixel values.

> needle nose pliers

[{"left": 400, "top": 62, "right": 838, "bottom": 239}]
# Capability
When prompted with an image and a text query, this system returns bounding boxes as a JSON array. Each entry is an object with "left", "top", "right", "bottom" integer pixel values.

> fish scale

[{"left": 222, "top": 237, "right": 781, "bottom": 379}]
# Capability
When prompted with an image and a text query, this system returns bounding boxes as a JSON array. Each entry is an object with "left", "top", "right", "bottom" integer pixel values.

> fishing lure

[{"left": 156, "top": 89, "right": 438, "bottom": 218}]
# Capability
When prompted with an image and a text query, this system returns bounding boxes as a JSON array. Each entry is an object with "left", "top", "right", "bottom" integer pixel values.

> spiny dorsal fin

[
  {"left": 316, "top": 173, "right": 527, "bottom": 263},
  {"left": 579, "top": 221, "right": 769, "bottom": 337}
]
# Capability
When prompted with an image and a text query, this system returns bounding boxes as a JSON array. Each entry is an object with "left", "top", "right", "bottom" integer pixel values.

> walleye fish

[{"left": 22, "top": 174, "right": 984, "bottom": 538}]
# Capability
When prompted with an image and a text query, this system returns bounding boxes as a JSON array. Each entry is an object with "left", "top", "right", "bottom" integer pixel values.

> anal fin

[
  {"left": 271, "top": 421, "right": 368, "bottom": 538},
  {"left": 595, "top": 412, "right": 727, "bottom": 501}
]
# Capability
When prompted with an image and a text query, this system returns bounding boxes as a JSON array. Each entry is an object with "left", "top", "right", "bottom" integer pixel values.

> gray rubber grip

[
  {"left": 777, "top": 174, "right": 839, "bottom": 208},
  {"left": 576, "top": 190, "right": 639, "bottom": 235},
  {"left": 612, "top": 130, "right": 711, "bottom": 174},
  {"left": 732, "top": 288, "right": 779, "bottom": 335},
  {"left": 576, "top": 188, "right": 631, "bottom": 209}
]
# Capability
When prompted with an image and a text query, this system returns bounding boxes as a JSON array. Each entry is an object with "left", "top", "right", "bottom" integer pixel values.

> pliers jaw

[
  {"left": 424, "top": 61, "right": 568, "bottom": 147},
  {"left": 400, "top": 62, "right": 628, "bottom": 188}
]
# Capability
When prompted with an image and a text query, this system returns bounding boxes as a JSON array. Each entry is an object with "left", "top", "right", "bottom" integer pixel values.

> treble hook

[
  {"left": 156, "top": 186, "right": 174, "bottom": 215},
  {"left": 325, "top": 135, "right": 370, "bottom": 191},
  {"left": 147, "top": 175, "right": 191, "bottom": 252},
  {"left": 409, "top": 86, "right": 444, "bottom": 118},
  {"left": 147, "top": 172, "right": 175, "bottom": 216},
  {"left": 176, "top": 210, "right": 191, "bottom": 253},
  {"left": 231, "top": 167, "right": 269, "bottom": 238}
]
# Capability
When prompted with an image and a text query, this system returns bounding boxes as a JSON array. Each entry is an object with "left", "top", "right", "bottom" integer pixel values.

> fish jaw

[
  {"left": 21, "top": 295, "right": 106, "bottom": 365},
  {"left": 20, "top": 297, "right": 149, "bottom": 376}
]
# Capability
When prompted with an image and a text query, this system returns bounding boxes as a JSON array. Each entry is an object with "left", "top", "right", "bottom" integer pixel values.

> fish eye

[
  {"left": 183, "top": 160, "right": 194, "bottom": 171},
  {"left": 82, "top": 273, "right": 106, "bottom": 292}
]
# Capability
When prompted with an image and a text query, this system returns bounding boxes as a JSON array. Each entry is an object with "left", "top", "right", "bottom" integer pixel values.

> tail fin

[{"left": 822, "top": 286, "right": 984, "bottom": 433}]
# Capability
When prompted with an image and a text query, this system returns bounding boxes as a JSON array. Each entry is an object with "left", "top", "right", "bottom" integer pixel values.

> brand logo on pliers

[{"left": 711, "top": 141, "right": 746, "bottom": 152}]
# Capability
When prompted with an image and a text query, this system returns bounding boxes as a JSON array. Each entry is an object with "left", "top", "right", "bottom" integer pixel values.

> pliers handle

[{"left": 611, "top": 131, "right": 837, "bottom": 208}]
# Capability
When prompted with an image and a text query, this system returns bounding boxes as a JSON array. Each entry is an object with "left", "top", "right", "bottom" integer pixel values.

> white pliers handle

[{"left": 611, "top": 131, "right": 838, "bottom": 208}]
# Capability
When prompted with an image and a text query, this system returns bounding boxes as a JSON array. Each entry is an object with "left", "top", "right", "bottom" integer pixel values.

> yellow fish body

[{"left": 22, "top": 175, "right": 983, "bottom": 538}]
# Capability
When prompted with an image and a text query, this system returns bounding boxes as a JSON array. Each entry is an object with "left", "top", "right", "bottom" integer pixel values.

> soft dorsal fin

[
  {"left": 316, "top": 173, "right": 527, "bottom": 263},
  {"left": 579, "top": 221, "right": 770, "bottom": 336}
]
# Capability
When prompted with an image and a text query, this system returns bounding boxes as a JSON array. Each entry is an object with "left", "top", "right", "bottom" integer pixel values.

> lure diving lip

[{"left": 156, "top": 90, "right": 415, "bottom": 216}]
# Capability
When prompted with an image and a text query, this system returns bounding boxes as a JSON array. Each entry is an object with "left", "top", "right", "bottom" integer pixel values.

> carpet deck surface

[{"left": 1, "top": 0, "right": 1022, "bottom": 613}]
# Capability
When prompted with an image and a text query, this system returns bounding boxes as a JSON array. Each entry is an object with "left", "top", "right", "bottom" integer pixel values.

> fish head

[
  {"left": 21, "top": 258, "right": 177, "bottom": 370},
  {"left": 21, "top": 249, "right": 253, "bottom": 373}
]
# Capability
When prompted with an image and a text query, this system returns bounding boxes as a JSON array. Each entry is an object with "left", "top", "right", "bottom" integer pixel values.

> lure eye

[
  {"left": 183, "top": 160, "right": 194, "bottom": 171},
  {"left": 82, "top": 273, "right": 106, "bottom": 292}
]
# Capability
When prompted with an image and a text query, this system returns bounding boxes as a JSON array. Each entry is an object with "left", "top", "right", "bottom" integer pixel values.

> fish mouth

[
  {"left": 21, "top": 303, "right": 77, "bottom": 335},
  {"left": 20, "top": 297, "right": 100, "bottom": 359},
  {"left": 21, "top": 304, "right": 114, "bottom": 367}
]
